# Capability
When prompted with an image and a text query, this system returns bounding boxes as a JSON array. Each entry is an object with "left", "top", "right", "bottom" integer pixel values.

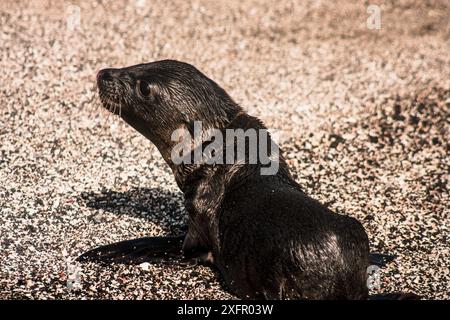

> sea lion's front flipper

[{"left": 76, "top": 235, "right": 185, "bottom": 264}]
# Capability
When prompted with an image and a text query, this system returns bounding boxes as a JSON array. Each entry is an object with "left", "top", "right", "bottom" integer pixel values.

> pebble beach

[{"left": 0, "top": 0, "right": 449, "bottom": 299}]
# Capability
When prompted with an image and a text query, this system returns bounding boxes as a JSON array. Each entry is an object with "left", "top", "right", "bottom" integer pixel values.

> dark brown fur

[{"left": 80, "top": 60, "right": 372, "bottom": 299}]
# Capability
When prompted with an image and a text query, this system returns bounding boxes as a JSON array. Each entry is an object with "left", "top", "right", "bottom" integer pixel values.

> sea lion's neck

[{"left": 169, "top": 112, "right": 291, "bottom": 195}]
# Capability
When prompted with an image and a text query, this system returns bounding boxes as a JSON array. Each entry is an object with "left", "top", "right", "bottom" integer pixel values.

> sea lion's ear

[{"left": 137, "top": 80, "right": 160, "bottom": 99}]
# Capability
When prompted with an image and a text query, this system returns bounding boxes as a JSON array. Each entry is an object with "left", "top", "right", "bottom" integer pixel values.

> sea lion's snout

[
  {"left": 97, "top": 68, "right": 130, "bottom": 89},
  {"left": 96, "top": 68, "right": 131, "bottom": 115},
  {"left": 97, "top": 68, "right": 116, "bottom": 83}
]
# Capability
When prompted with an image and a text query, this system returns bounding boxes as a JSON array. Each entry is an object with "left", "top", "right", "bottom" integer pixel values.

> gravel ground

[{"left": 0, "top": 0, "right": 449, "bottom": 299}]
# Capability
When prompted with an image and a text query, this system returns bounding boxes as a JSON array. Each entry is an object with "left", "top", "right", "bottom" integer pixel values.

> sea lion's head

[
  {"left": 97, "top": 60, "right": 241, "bottom": 159},
  {"left": 97, "top": 59, "right": 281, "bottom": 178}
]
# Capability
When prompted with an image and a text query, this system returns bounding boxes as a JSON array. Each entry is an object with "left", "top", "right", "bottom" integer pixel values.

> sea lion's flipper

[
  {"left": 76, "top": 235, "right": 185, "bottom": 264},
  {"left": 368, "top": 252, "right": 397, "bottom": 267}
]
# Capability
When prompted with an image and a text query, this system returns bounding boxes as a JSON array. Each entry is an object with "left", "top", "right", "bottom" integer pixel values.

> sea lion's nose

[{"left": 97, "top": 68, "right": 118, "bottom": 82}]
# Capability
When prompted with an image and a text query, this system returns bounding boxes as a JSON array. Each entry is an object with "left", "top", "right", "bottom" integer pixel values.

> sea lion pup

[{"left": 78, "top": 60, "right": 393, "bottom": 299}]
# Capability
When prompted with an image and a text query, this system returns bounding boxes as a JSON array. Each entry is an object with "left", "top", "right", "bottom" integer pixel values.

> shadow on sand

[{"left": 78, "top": 187, "right": 187, "bottom": 235}]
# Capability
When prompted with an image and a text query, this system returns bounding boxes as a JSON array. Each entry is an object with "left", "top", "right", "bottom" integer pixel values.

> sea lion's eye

[{"left": 138, "top": 80, "right": 151, "bottom": 96}]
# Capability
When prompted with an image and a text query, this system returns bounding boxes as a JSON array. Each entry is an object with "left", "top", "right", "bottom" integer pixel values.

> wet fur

[{"left": 85, "top": 60, "right": 371, "bottom": 299}]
